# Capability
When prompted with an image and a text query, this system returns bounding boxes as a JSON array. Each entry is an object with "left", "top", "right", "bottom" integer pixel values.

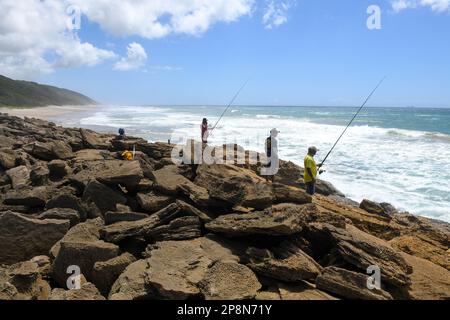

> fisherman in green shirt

[{"left": 304, "top": 146, "right": 322, "bottom": 195}]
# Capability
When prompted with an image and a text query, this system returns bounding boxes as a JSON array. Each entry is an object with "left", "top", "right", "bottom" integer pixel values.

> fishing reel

[{"left": 318, "top": 163, "right": 327, "bottom": 175}]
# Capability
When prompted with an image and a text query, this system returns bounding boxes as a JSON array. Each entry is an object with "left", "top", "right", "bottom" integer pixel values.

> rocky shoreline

[{"left": 0, "top": 113, "right": 448, "bottom": 300}]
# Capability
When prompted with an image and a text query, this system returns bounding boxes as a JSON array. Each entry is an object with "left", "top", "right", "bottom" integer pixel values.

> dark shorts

[{"left": 305, "top": 182, "right": 316, "bottom": 196}]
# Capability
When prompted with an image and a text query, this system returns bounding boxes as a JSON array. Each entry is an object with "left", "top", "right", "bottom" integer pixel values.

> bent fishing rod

[
  {"left": 210, "top": 80, "right": 249, "bottom": 134},
  {"left": 320, "top": 76, "right": 387, "bottom": 167}
]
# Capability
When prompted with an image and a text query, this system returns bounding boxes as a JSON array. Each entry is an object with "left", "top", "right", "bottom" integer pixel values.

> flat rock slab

[
  {"left": 100, "top": 203, "right": 181, "bottom": 243},
  {"left": 316, "top": 267, "right": 393, "bottom": 300},
  {"left": 0, "top": 211, "right": 69, "bottom": 265},
  {"left": 205, "top": 203, "right": 317, "bottom": 237},
  {"left": 245, "top": 241, "right": 322, "bottom": 282},
  {"left": 401, "top": 252, "right": 450, "bottom": 300},
  {"left": 310, "top": 223, "right": 412, "bottom": 291},
  {"left": 195, "top": 164, "right": 273, "bottom": 210},
  {"left": 70, "top": 160, "right": 143, "bottom": 189}
]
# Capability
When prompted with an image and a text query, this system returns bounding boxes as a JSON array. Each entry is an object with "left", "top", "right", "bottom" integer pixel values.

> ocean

[{"left": 52, "top": 105, "right": 450, "bottom": 223}]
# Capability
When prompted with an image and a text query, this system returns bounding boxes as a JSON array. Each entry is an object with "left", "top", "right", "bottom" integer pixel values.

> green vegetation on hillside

[{"left": 0, "top": 75, "right": 97, "bottom": 107}]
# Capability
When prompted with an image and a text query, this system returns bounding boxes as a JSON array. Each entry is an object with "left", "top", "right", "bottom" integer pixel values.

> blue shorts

[{"left": 305, "top": 182, "right": 316, "bottom": 196}]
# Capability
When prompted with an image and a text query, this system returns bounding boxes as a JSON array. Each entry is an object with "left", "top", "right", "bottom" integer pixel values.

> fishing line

[
  {"left": 320, "top": 76, "right": 387, "bottom": 167},
  {"left": 210, "top": 80, "right": 249, "bottom": 134}
]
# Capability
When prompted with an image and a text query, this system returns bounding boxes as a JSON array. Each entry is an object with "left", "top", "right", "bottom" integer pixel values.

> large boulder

[
  {"left": 199, "top": 262, "right": 261, "bottom": 300},
  {"left": 100, "top": 203, "right": 181, "bottom": 243},
  {"left": 50, "top": 218, "right": 104, "bottom": 259},
  {"left": 316, "top": 267, "right": 393, "bottom": 300},
  {"left": 0, "top": 149, "right": 18, "bottom": 170},
  {"left": 0, "top": 212, "right": 69, "bottom": 265},
  {"left": 3, "top": 186, "right": 49, "bottom": 208},
  {"left": 38, "top": 208, "right": 81, "bottom": 227},
  {"left": 26, "top": 141, "right": 74, "bottom": 161},
  {"left": 80, "top": 128, "right": 109, "bottom": 149},
  {"left": 143, "top": 236, "right": 241, "bottom": 299},
  {"left": 30, "top": 164, "right": 49, "bottom": 186},
  {"left": 245, "top": 241, "right": 322, "bottom": 282},
  {"left": 82, "top": 179, "right": 127, "bottom": 214},
  {"left": 109, "top": 260, "right": 150, "bottom": 300},
  {"left": 195, "top": 164, "right": 273, "bottom": 210},
  {"left": 205, "top": 203, "right": 317, "bottom": 237},
  {"left": 46, "top": 193, "right": 86, "bottom": 221},
  {"left": 307, "top": 223, "right": 412, "bottom": 295},
  {"left": 52, "top": 240, "right": 120, "bottom": 287},
  {"left": 6, "top": 166, "right": 30, "bottom": 189},
  {"left": 48, "top": 160, "right": 70, "bottom": 179},
  {"left": 150, "top": 165, "right": 193, "bottom": 196},
  {"left": 70, "top": 160, "right": 143, "bottom": 190},
  {"left": 272, "top": 183, "right": 312, "bottom": 205},
  {"left": 360, "top": 199, "right": 390, "bottom": 217},
  {"left": 92, "top": 252, "right": 137, "bottom": 296}
]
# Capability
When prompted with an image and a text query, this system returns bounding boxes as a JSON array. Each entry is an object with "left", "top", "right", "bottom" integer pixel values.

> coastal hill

[
  {"left": 0, "top": 113, "right": 449, "bottom": 300},
  {"left": 0, "top": 75, "right": 96, "bottom": 107}
]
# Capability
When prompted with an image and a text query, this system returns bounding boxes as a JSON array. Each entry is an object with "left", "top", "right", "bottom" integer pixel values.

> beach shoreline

[{"left": 0, "top": 104, "right": 99, "bottom": 119}]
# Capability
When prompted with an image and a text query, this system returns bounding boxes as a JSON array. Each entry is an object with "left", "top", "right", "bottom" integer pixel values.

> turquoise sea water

[{"left": 53, "top": 106, "right": 450, "bottom": 222}]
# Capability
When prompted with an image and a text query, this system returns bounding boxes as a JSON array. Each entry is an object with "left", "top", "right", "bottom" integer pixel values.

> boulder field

[{"left": 0, "top": 113, "right": 448, "bottom": 300}]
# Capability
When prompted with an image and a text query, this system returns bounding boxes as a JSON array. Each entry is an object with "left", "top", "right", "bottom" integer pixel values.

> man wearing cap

[
  {"left": 263, "top": 128, "right": 280, "bottom": 182},
  {"left": 304, "top": 146, "right": 320, "bottom": 195}
]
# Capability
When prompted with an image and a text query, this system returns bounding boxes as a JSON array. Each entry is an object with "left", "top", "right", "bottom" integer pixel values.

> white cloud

[
  {"left": 0, "top": 0, "right": 116, "bottom": 80},
  {"left": 69, "top": 0, "right": 255, "bottom": 38},
  {"left": 114, "top": 43, "right": 148, "bottom": 71},
  {"left": 262, "top": 0, "right": 294, "bottom": 29},
  {"left": 0, "top": 0, "right": 254, "bottom": 79},
  {"left": 392, "top": 0, "right": 450, "bottom": 12}
]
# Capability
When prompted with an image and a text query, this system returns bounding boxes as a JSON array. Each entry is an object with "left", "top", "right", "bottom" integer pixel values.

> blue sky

[{"left": 2, "top": 0, "right": 450, "bottom": 107}]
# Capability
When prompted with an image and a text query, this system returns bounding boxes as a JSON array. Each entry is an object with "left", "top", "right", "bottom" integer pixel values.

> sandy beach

[{"left": 0, "top": 105, "right": 98, "bottom": 120}]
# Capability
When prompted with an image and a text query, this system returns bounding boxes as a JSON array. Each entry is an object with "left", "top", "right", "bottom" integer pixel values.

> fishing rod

[
  {"left": 320, "top": 76, "right": 387, "bottom": 167},
  {"left": 210, "top": 80, "right": 249, "bottom": 134}
]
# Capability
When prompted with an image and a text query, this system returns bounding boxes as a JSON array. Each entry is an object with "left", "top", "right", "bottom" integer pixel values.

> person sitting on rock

[
  {"left": 117, "top": 128, "right": 126, "bottom": 140},
  {"left": 304, "top": 146, "right": 322, "bottom": 195},
  {"left": 121, "top": 150, "right": 133, "bottom": 161}
]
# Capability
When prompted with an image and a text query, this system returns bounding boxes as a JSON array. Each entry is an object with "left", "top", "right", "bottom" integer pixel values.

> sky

[{"left": 1, "top": 0, "right": 449, "bottom": 107}]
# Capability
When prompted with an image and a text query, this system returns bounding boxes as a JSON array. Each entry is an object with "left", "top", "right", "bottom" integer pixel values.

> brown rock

[
  {"left": 316, "top": 267, "right": 393, "bottom": 300},
  {"left": 50, "top": 282, "right": 105, "bottom": 300},
  {"left": 92, "top": 253, "right": 137, "bottom": 296},
  {"left": 401, "top": 253, "right": 450, "bottom": 300},
  {"left": 245, "top": 241, "right": 322, "bottom": 282},
  {"left": 6, "top": 165, "right": 30, "bottom": 189},
  {"left": 147, "top": 216, "right": 202, "bottom": 241},
  {"left": 136, "top": 191, "right": 173, "bottom": 213},
  {"left": 199, "top": 262, "right": 261, "bottom": 300},
  {"left": 82, "top": 179, "right": 127, "bottom": 214},
  {"left": 100, "top": 203, "right": 181, "bottom": 243},
  {"left": 0, "top": 212, "right": 69, "bottom": 265},
  {"left": 143, "top": 237, "right": 240, "bottom": 299},
  {"left": 38, "top": 208, "right": 80, "bottom": 227},
  {"left": 109, "top": 259, "right": 150, "bottom": 300},
  {"left": 205, "top": 203, "right": 316, "bottom": 237},
  {"left": 52, "top": 240, "right": 120, "bottom": 287}
]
